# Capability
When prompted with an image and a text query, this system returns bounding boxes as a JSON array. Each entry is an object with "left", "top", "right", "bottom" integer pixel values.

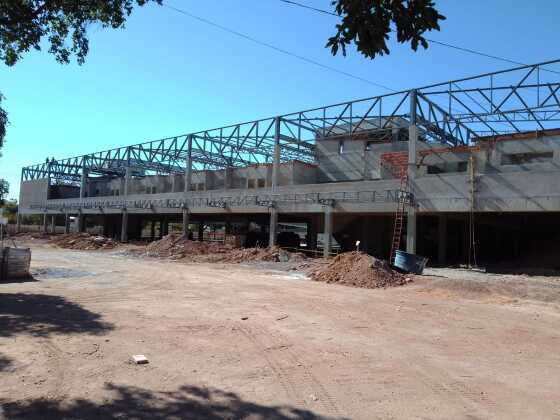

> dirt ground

[{"left": 1, "top": 241, "right": 560, "bottom": 419}]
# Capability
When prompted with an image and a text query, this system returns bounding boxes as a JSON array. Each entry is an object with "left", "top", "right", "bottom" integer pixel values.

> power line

[
  {"left": 278, "top": 0, "right": 560, "bottom": 75},
  {"left": 162, "top": 3, "right": 396, "bottom": 92},
  {"left": 279, "top": 0, "right": 338, "bottom": 17}
]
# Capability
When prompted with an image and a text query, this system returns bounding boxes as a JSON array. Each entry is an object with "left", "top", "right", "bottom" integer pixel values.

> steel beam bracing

[{"left": 22, "top": 59, "right": 560, "bottom": 184}]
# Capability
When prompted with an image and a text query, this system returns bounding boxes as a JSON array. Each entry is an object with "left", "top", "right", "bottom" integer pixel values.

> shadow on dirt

[
  {"left": 0, "top": 354, "right": 12, "bottom": 371},
  {"left": 30, "top": 266, "right": 93, "bottom": 279},
  {"left": 0, "top": 293, "right": 113, "bottom": 337},
  {"left": 1, "top": 383, "right": 346, "bottom": 420}
]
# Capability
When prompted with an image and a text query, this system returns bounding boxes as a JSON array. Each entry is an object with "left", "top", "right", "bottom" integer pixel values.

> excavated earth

[{"left": 311, "top": 251, "right": 411, "bottom": 288}]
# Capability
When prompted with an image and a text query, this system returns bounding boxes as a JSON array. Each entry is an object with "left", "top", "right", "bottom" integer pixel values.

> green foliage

[
  {"left": 0, "top": 0, "right": 162, "bottom": 66},
  {"left": 0, "top": 92, "right": 6, "bottom": 151},
  {"left": 327, "top": 0, "right": 445, "bottom": 59},
  {"left": 0, "top": 178, "right": 8, "bottom": 203},
  {"left": 0, "top": 1, "right": 161, "bottom": 154},
  {"left": 1, "top": 198, "right": 17, "bottom": 223}
]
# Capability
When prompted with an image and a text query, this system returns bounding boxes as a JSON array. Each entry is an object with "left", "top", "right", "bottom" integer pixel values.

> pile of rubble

[
  {"left": 145, "top": 234, "right": 306, "bottom": 263},
  {"left": 15, "top": 232, "right": 51, "bottom": 240},
  {"left": 50, "top": 233, "right": 118, "bottom": 250},
  {"left": 206, "top": 246, "right": 306, "bottom": 263},
  {"left": 310, "top": 252, "right": 410, "bottom": 289},
  {"left": 145, "top": 234, "right": 231, "bottom": 259}
]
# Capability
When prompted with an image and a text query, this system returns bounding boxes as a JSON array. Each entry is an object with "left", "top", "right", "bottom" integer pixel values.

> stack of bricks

[{"left": 380, "top": 152, "right": 408, "bottom": 178}]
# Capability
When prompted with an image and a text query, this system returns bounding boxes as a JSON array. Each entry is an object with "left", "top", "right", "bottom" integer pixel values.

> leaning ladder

[{"left": 390, "top": 169, "right": 409, "bottom": 265}]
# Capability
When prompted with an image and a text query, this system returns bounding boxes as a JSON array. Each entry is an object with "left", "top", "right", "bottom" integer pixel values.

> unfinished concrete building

[{"left": 17, "top": 60, "right": 560, "bottom": 268}]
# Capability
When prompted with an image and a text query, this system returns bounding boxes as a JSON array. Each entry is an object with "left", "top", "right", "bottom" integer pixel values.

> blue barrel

[{"left": 394, "top": 250, "right": 428, "bottom": 274}]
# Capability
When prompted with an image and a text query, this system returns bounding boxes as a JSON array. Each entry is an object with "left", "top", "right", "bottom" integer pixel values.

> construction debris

[
  {"left": 145, "top": 234, "right": 306, "bottom": 264},
  {"left": 145, "top": 233, "right": 230, "bottom": 259},
  {"left": 310, "top": 251, "right": 410, "bottom": 289},
  {"left": 50, "top": 233, "right": 118, "bottom": 250},
  {"left": 131, "top": 355, "right": 149, "bottom": 364}
]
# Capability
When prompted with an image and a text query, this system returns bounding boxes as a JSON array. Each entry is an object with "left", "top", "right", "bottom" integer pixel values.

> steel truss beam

[{"left": 22, "top": 59, "right": 560, "bottom": 184}]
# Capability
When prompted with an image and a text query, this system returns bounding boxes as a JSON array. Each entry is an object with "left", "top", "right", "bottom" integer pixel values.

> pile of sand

[
  {"left": 50, "top": 233, "right": 118, "bottom": 250},
  {"left": 311, "top": 251, "right": 410, "bottom": 288}
]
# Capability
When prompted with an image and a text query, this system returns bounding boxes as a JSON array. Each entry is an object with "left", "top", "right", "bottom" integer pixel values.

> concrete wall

[
  {"left": 20, "top": 179, "right": 49, "bottom": 207},
  {"left": 292, "top": 161, "right": 317, "bottom": 185},
  {"left": 315, "top": 139, "right": 435, "bottom": 182},
  {"left": 20, "top": 134, "right": 560, "bottom": 215}
]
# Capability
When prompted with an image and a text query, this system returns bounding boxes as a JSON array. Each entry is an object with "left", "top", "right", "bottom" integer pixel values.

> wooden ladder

[{"left": 390, "top": 169, "right": 409, "bottom": 265}]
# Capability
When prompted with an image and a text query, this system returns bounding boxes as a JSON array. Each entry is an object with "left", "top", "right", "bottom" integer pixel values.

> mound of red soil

[{"left": 311, "top": 252, "right": 410, "bottom": 289}]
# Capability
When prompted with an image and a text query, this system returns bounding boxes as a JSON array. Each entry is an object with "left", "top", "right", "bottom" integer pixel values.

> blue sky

[{"left": 1, "top": 0, "right": 559, "bottom": 200}]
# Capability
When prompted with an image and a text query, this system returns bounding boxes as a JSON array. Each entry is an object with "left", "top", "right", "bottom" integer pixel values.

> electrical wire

[
  {"left": 162, "top": 2, "right": 396, "bottom": 92},
  {"left": 278, "top": 0, "right": 560, "bottom": 75}
]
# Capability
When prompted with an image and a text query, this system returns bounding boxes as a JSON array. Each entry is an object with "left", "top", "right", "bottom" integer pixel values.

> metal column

[
  {"left": 42, "top": 213, "right": 47, "bottom": 233},
  {"left": 184, "top": 135, "right": 193, "bottom": 193},
  {"left": 16, "top": 213, "right": 21, "bottom": 234},
  {"left": 268, "top": 207, "right": 278, "bottom": 247},
  {"left": 50, "top": 215, "right": 56, "bottom": 234},
  {"left": 406, "top": 90, "right": 417, "bottom": 254}
]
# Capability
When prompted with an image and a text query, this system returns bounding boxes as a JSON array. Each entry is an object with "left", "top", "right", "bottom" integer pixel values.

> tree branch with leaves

[
  {"left": 327, "top": 0, "right": 445, "bottom": 59},
  {"left": 0, "top": 0, "right": 161, "bottom": 152}
]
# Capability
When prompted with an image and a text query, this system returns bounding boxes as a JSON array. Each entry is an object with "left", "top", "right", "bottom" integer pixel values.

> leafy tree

[
  {"left": 0, "top": 178, "right": 8, "bottom": 204},
  {"left": 0, "top": 0, "right": 162, "bottom": 150},
  {"left": 1, "top": 198, "right": 17, "bottom": 223},
  {"left": 327, "top": 0, "right": 446, "bottom": 59},
  {"left": 0, "top": 92, "right": 6, "bottom": 151}
]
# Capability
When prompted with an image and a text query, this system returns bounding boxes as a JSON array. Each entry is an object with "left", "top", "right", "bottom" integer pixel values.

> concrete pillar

[
  {"left": 171, "top": 174, "right": 177, "bottom": 193},
  {"left": 406, "top": 90, "right": 417, "bottom": 254},
  {"left": 438, "top": 215, "right": 447, "bottom": 265},
  {"left": 16, "top": 213, "right": 21, "bottom": 234},
  {"left": 198, "top": 221, "right": 204, "bottom": 242},
  {"left": 323, "top": 208, "right": 333, "bottom": 258},
  {"left": 182, "top": 208, "right": 190, "bottom": 237},
  {"left": 79, "top": 167, "right": 88, "bottom": 234},
  {"left": 50, "top": 215, "right": 56, "bottom": 234},
  {"left": 64, "top": 213, "right": 70, "bottom": 234},
  {"left": 268, "top": 207, "right": 278, "bottom": 247},
  {"left": 121, "top": 210, "right": 128, "bottom": 242},
  {"left": 78, "top": 212, "right": 85, "bottom": 233},
  {"left": 80, "top": 168, "right": 89, "bottom": 198},
  {"left": 271, "top": 116, "right": 281, "bottom": 191},
  {"left": 42, "top": 213, "right": 47, "bottom": 233},
  {"left": 150, "top": 220, "right": 156, "bottom": 240},
  {"left": 124, "top": 167, "right": 132, "bottom": 196},
  {"left": 224, "top": 167, "right": 230, "bottom": 190}
]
